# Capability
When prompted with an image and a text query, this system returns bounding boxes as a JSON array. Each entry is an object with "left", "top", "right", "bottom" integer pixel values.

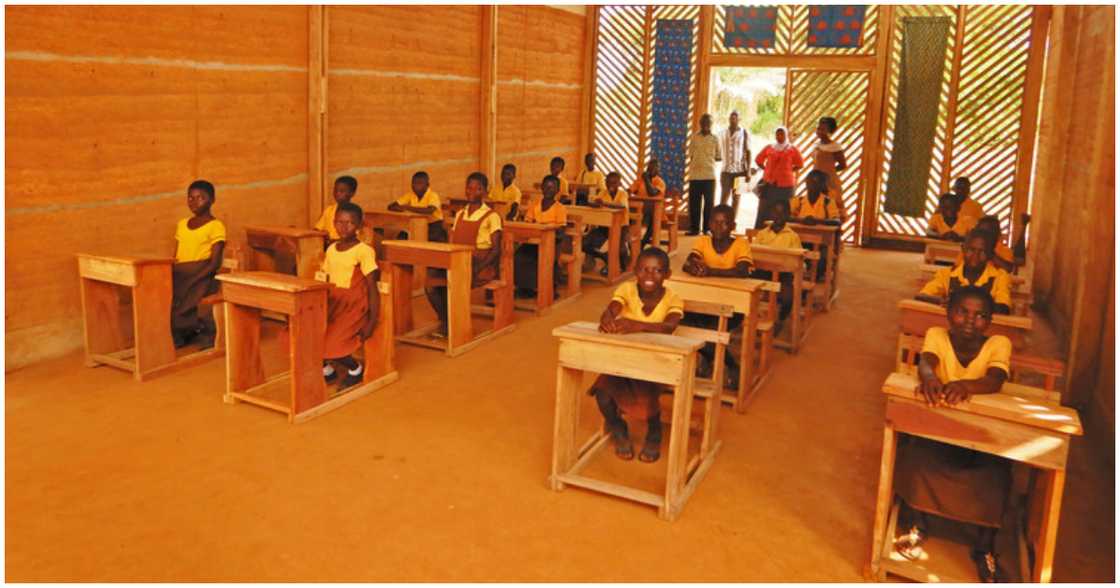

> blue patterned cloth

[
  {"left": 649, "top": 20, "right": 693, "bottom": 192},
  {"left": 723, "top": 5, "right": 778, "bottom": 49},
  {"left": 807, "top": 5, "right": 867, "bottom": 48}
]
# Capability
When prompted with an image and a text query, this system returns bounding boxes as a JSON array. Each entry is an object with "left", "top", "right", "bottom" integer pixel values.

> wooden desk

[
  {"left": 217, "top": 271, "right": 396, "bottom": 423},
  {"left": 750, "top": 244, "right": 817, "bottom": 354},
  {"left": 629, "top": 195, "right": 664, "bottom": 249},
  {"left": 77, "top": 253, "right": 222, "bottom": 381},
  {"left": 898, "top": 299, "right": 1032, "bottom": 349},
  {"left": 550, "top": 321, "right": 716, "bottom": 521},
  {"left": 790, "top": 222, "right": 841, "bottom": 311},
  {"left": 922, "top": 238, "right": 961, "bottom": 266},
  {"left": 569, "top": 205, "right": 628, "bottom": 284},
  {"left": 666, "top": 263, "right": 775, "bottom": 412},
  {"left": 506, "top": 221, "right": 565, "bottom": 315},
  {"left": 869, "top": 372, "right": 1082, "bottom": 583},
  {"left": 244, "top": 225, "right": 326, "bottom": 279},
  {"left": 364, "top": 210, "right": 431, "bottom": 296}
]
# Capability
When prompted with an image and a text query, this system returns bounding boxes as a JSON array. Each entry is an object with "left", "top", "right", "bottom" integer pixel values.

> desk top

[
  {"left": 77, "top": 253, "right": 174, "bottom": 266},
  {"left": 244, "top": 225, "right": 327, "bottom": 239},
  {"left": 897, "top": 298, "right": 1033, "bottom": 330},
  {"left": 882, "top": 372, "right": 1082, "bottom": 435},
  {"left": 364, "top": 210, "right": 428, "bottom": 220},
  {"left": 751, "top": 244, "right": 816, "bottom": 259},
  {"left": 922, "top": 237, "right": 962, "bottom": 249},
  {"left": 628, "top": 195, "right": 665, "bottom": 202},
  {"left": 789, "top": 222, "right": 841, "bottom": 236},
  {"left": 217, "top": 271, "right": 329, "bottom": 292},
  {"left": 553, "top": 321, "right": 703, "bottom": 355},
  {"left": 505, "top": 221, "right": 565, "bottom": 233},
  {"left": 668, "top": 256, "right": 774, "bottom": 292},
  {"left": 381, "top": 240, "right": 474, "bottom": 253}
]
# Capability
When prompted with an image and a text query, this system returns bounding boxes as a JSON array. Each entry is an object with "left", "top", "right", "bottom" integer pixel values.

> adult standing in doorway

[
  {"left": 753, "top": 126, "right": 803, "bottom": 229},
  {"left": 687, "top": 113, "right": 722, "bottom": 235},
  {"left": 719, "top": 111, "right": 752, "bottom": 217},
  {"left": 812, "top": 116, "right": 848, "bottom": 222}
]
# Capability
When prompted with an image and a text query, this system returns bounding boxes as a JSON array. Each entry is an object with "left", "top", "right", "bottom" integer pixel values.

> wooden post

[
  {"left": 480, "top": 6, "right": 498, "bottom": 182},
  {"left": 1009, "top": 6, "right": 1052, "bottom": 243},
  {"left": 636, "top": 7, "right": 655, "bottom": 175},
  {"left": 937, "top": 6, "right": 968, "bottom": 195},
  {"left": 694, "top": 6, "right": 715, "bottom": 129},
  {"left": 858, "top": 5, "right": 895, "bottom": 245},
  {"left": 579, "top": 6, "right": 601, "bottom": 159},
  {"left": 308, "top": 6, "right": 327, "bottom": 227}
]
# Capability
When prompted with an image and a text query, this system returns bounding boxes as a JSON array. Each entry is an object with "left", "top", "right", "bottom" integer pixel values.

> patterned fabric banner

[
  {"left": 723, "top": 6, "right": 778, "bottom": 49},
  {"left": 807, "top": 5, "right": 867, "bottom": 48},
  {"left": 650, "top": 19, "right": 693, "bottom": 192}
]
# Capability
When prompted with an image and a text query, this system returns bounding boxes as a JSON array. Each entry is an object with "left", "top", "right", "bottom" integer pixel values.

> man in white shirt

[
  {"left": 719, "top": 111, "right": 752, "bottom": 215},
  {"left": 687, "top": 113, "right": 722, "bottom": 235}
]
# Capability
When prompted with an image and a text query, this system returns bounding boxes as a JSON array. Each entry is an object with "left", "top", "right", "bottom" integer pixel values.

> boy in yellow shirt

[
  {"left": 585, "top": 171, "right": 631, "bottom": 275},
  {"left": 313, "top": 175, "right": 358, "bottom": 241},
  {"left": 790, "top": 170, "right": 840, "bottom": 281},
  {"left": 917, "top": 229, "right": 1012, "bottom": 314},
  {"left": 927, "top": 193, "right": 977, "bottom": 241},
  {"left": 319, "top": 202, "right": 380, "bottom": 389},
  {"left": 750, "top": 198, "right": 801, "bottom": 332},
  {"left": 389, "top": 171, "right": 447, "bottom": 242},
  {"left": 573, "top": 152, "right": 608, "bottom": 206},
  {"left": 550, "top": 156, "right": 571, "bottom": 202},
  {"left": 171, "top": 180, "right": 226, "bottom": 348},
  {"left": 629, "top": 159, "right": 667, "bottom": 246},
  {"left": 489, "top": 163, "right": 522, "bottom": 221},
  {"left": 514, "top": 175, "right": 569, "bottom": 297},
  {"left": 952, "top": 177, "right": 984, "bottom": 220},
  {"left": 593, "top": 247, "right": 683, "bottom": 463}
]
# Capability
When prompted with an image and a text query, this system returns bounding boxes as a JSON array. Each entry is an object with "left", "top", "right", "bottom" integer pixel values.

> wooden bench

[
  {"left": 550, "top": 321, "right": 723, "bottom": 521},
  {"left": 743, "top": 239, "right": 820, "bottom": 354},
  {"left": 217, "top": 271, "right": 398, "bottom": 423},
  {"left": 869, "top": 372, "right": 1082, "bottom": 583},
  {"left": 506, "top": 221, "right": 566, "bottom": 316},
  {"left": 244, "top": 225, "right": 327, "bottom": 279},
  {"left": 629, "top": 194, "right": 665, "bottom": 251},
  {"left": 558, "top": 214, "right": 585, "bottom": 303},
  {"left": 789, "top": 222, "right": 841, "bottom": 312}
]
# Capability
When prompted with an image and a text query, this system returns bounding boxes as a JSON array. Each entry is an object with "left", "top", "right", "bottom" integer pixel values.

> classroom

[{"left": 4, "top": 3, "right": 1115, "bottom": 582}]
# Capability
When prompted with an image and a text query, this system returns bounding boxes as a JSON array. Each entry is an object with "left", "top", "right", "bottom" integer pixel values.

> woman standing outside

[{"left": 753, "top": 126, "right": 804, "bottom": 229}]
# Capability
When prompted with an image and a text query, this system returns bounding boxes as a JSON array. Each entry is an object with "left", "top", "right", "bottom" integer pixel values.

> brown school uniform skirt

[
  {"left": 171, "top": 260, "right": 219, "bottom": 333},
  {"left": 324, "top": 266, "right": 370, "bottom": 360},
  {"left": 894, "top": 435, "right": 1012, "bottom": 528},
  {"left": 590, "top": 375, "right": 666, "bottom": 420}
]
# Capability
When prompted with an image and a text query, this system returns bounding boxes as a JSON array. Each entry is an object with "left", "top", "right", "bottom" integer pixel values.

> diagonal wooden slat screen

[{"left": 592, "top": 6, "right": 646, "bottom": 186}]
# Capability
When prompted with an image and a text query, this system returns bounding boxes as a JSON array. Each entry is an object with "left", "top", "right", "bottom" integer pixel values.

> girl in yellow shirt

[
  {"left": 313, "top": 176, "right": 357, "bottom": 241},
  {"left": 513, "top": 175, "right": 569, "bottom": 296},
  {"left": 927, "top": 193, "right": 977, "bottom": 241},
  {"left": 319, "top": 202, "right": 380, "bottom": 389},
  {"left": 893, "top": 286, "right": 1013, "bottom": 581},
  {"left": 584, "top": 172, "right": 631, "bottom": 275},
  {"left": 594, "top": 248, "right": 684, "bottom": 463},
  {"left": 171, "top": 180, "right": 226, "bottom": 348}
]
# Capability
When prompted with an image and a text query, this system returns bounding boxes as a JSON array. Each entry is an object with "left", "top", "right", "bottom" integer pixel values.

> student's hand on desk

[
  {"left": 802, "top": 216, "right": 819, "bottom": 226},
  {"left": 917, "top": 375, "right": 944, "bottom": 407},
  {"left": 941, "top": 381, "right": 971, "bottom": 406},
  {"left": 689, "top": 262, "right": 710, "bottom": 277},
  {"left": 589, "top": 201, "right": 602, "bottom": 208}
]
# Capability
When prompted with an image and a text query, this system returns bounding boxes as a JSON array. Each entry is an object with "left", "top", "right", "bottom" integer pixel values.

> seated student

[
  {"left": 917, "top": 228, "right": 1012, "bottom": 315},
  {"left": 585, "top": 171, "right": 631, "bottom": 275},
  {"left": 171, "top": 180, "right": 226, "bottom": 349},
  {"left": 892, "top": 286, "right": 1012, "bottom": 582},
  {"left": 957, "top": 215, "right": 1015, "bottom": 272},
  {"left": 927, "top": 192, "right": 977, "bottom": 242},
  {"left": 573, "top": 152, "right": 608, "bottom": 206},
  {"left": 952, "top": 176, "right": 984, "bottom": 220},
  {"left": 549, "top": 156, "right": 571, "bottom": 202},
  {"left": 314, "top": 175, "right": 358, "bottom": 242},
  {"left": 425, "top": 172, "right": 503, "bottom": 337},
  {"left": 750, "top": 198, "right": 801, "bottom": 334},
  {"left": 389, "top": 171, "right": 448, "bottom": 242},
  {"left": 513, "top": 175, "right": 569, "bottom": 298},
  {"left": 489, "top": 163, "right": 522, "bottom": 221},
  {"left": 628, "top": 159, "right": 667, "bottom": 247},
  {"left": 593, "top": 247, "right": 683, "bottom": 463},
  {"left": 790, "top": 169, "right": 841, "bottom": 281},
  {"left": 319, "top": 202, "right": 380, "bottom": 389},
  {"left": 681, "top": 204, "right": 753, "bottom": 389}
]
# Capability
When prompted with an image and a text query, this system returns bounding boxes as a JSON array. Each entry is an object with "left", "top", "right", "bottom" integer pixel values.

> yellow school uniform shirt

[
  {"left": 575, "top": 169, "right": 608, "bottom": 194},
  {"left": 956, "top": 241, "right": 1014, "bottom": 266},
  {"left": 395, "top": 188, "right": 444, "bottom": 222},
  {"left": 175, "top": 218, "right": 227, "bottom": 263},
  {"left": 557, "top": 176, "right": 571, "bottom": 197},
  {"left": 920, "top": 262, "right": 1012, "bottom": 307},
  {"left": 628, "top": 175, "right": 667, "bottom": 198},
  {"left": 489, "top": 183, "right": 522, "bottom": 205},
  {"left": 596, "top": 188, "right": 629, "bottom": 209},
  {"left": 691, "top": 236, "right": 753, "bottom": 270},
  {"left": 754, "top": 223, "right": 803, "bottom": 250},
  {"left": 921, "top": 326, "right": 1011, "bottom": 383},
  {"left": 314, "top": 204, "right": 340, "bottom": 240},
  {"left": 525, "top": 201, "right": 568, "bottom": 225},
  {"left": 611, "top": 281, "right": 684, "bottom": 324},
  {"left": 789, "top": 195, "right": 840, "bottom": 220},
  {"left": 453, "top": 203, "right": 503, "bottom": 250},
  {"left": 928, "top": 213, "right": 977, "bottom": 238},
  {"left": 321, "top": 242, "right": 378, "bottom": 289},
  {"left": 959, "top": 198, "right": 984, "bottom": 220}
]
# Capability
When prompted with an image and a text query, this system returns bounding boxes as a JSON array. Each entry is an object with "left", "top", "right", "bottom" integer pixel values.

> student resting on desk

[
  {"left": 513, "top": 175, "right": 569, "bottom": 298},
  {"left": 319, "top": 202, "right": 380, "bottom": 389},
  {"left": 389, "top": 171, "right": 448, "bottom": 242},
  {"left": 682, "top": 204, "right": 753, "bottom": 389},
  {"left": 594, "top": 247, "right": 683, "bottom": 463},
  {"left": 917, "top": 228, "right": 1012, "bottom": 315},
  {"left": 584, "top": 171, "right": 631, "bottom": 276},
  {"left": 629, "top": 158, "right": 667, "bottom": 247},
  {"left": 750, "top": 198, "right": 801, "bottom": 335},
  {"left": 489, "top": 163, "right": 522, "bottom": 221},
  {"left": 314, "top": 175, "right": 357, "bottom": 242},
  {"left": 790, "top": 169, "right": 841, "bottom": 281},
  {"left": 171, "top": 180, "right": 226, "bottom": 349},
  {"left": 425, "top": 172, "right": 503, "bottom": 337},
  {"left": 573, "top": 152, "right": 607, "bottom": 206},
  {"left": 893, "top": 286, "right": 1012, "bottom": 582},
  {"left": 927, "top": 192, "right": 977, "bottom": 242},
  {"left": 952, "top": 176, "right": 984, "bottom": 221},
  {"left": 956, "top": 215, "right": 1024, "bottom": 273},
  {"left": 549, "top": 156, "right": 571, "bottom": 202}
]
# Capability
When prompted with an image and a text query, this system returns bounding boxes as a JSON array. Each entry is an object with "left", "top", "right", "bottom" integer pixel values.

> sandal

[
  {"left": 608, "top": 421, "right": 633, "bottom": 461},
  {"left": 639, "top": 421, "right": 662, "bottom": 463},
  {"left": 893, "top": 525, "right": 926, "bottom": 561}
]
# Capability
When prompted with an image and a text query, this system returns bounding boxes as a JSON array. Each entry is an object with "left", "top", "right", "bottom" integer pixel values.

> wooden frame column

[
  {"left": 937, "top": 6, "right": 968, "bottom": 195},
  {"left": 693, "top": 5, "right": 715, "bottom": 129},
  {"left": 579, "top": 6, "right": 601, "bottom": 158},
  {"left": 480, "top": 6, "right": 498, "bottom": 181},
  {"left": 1010, "top": 6, "right": 1052, "bottom": 242},
  {"left": 308, "top": 6, "right": 328, "bottom": 226},
  {"left": 859, "top": 5, "right": 895, "bottom": 245},
  {"left": 635, "top": 7, "right": 655, "bottom": 172}
]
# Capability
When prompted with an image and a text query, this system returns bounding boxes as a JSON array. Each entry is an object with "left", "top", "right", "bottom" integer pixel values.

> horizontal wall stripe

[
  {"left": 6, "top": 50, "right": 306, "bottom": 73},
  {"left": 498, "top": 78, "right": 581, "bottom": 90},
  {"left": 8, "top": 173, "right": 308, "bottom": 215},
  {"left": 329, "top": 68, "right": 480, "bottom": 83},
  {"left": 330, "top": 157, "right": 480, "bottom": 177},
  {"left": 497, "top": 147, "right": 580, "bottom": 160}
]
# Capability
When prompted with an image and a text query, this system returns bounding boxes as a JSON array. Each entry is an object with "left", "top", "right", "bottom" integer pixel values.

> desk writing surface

[
  {"left": 567, "top": 205, "right": 622, "bottom": 226},
  {"left": 552, "top": 321, "right": 702, "bottom": 355},
  {"left": 244, "top": 225, "right": 328, "bottom": 239},
  {"left": 505, "top": 221, "right": 565, "bottom": 233},
  {"left": 77, "top": 253, "right": 175, "bottom": 266},
  {"left": 789, "top": 222, "right": 840, "bottom": 234},
  {"left": 381, "top": 240, "right": 474, "bottom": 253},
  {"left": 216, "top": 271, "right": 329, "bottom": 293}
]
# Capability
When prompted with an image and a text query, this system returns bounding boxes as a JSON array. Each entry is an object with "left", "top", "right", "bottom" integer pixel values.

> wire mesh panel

[{"left": 592, "top": 6, "right": 646, "bottom": 184}]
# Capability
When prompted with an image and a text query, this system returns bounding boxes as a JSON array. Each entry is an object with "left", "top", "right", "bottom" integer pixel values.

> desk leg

[
  {"left": 79, "top": 277, "right": 129, "bottom": 365},
  {"left": 132, "top": 264, "right": 177, "bottom": 380},
  {"left": 869, "top": 424, "right": 898, "bottom": 580},
  {"left": 296, "top": 236, "right": 325, "bottom": 279},
  {"left": 224, "top": 303, "right": 265, "bottom": 402},
  {"left": 551, "top": 366, "right": 583, "bottom": 491},
  {"left": 410, "top": 218, "right": 429, "bottom": 296},
  {"left": 662, "top": 354, "right": 696, "bottom": 521},
  {"left": 652, "top": 200, "right": 664, "bottom": 249},
  {"left": 736, "top": 290, "right": 759, "bottom": 413},
  {"left": 538, "top": 234, "right": 555, "bottom": 311},
  {"left": 364, "top": 282, "right": 396, "bottom": 382},
  {"left": 1032, "top": 468, "right": 1066, "bottom": 583},
  {"left": 289, "top": 291, "right": 327, "bottom": 420},
  {"left": 447, "top": 252, "right": 474, "bottom": 353},
  {"left": 607, "top": 219, "right": 621, "bottom": 283},
  {"left": 391, "top": 263, "right": 414, "bottom": 336},
  {"left": 790, "top": 277, "right": 803, "bottom": 354}
]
